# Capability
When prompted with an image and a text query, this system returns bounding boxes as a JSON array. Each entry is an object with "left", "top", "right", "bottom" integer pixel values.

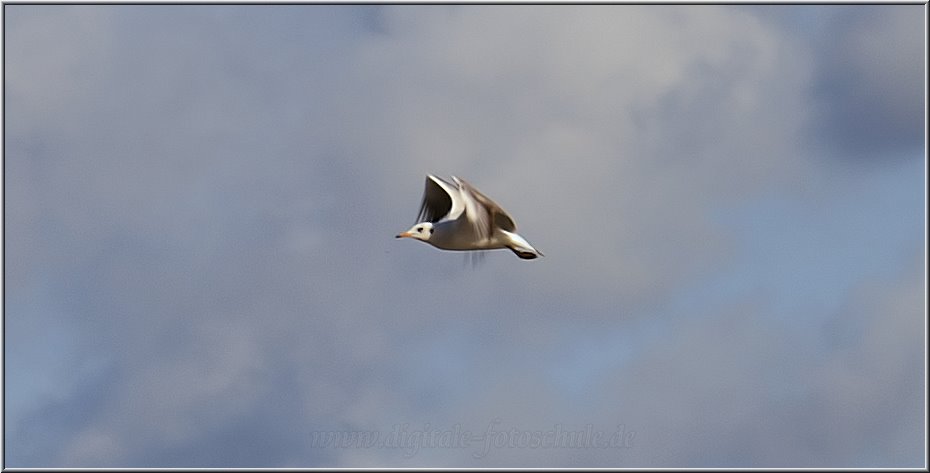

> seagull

[{"left": 395, "top": 175, "right": 543, "bottom": 260}]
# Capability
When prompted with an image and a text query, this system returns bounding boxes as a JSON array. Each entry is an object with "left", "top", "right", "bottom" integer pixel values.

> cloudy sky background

[{"left": 3, "top": 5, "right": 925, "bottom": 467}]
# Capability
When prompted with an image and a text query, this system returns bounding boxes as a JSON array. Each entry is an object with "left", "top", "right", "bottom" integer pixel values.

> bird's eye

[
  {"left": 416, "top": 227, "right": 423, "bottom": 232},
  {"left": 429, "top": 228, "right": 434, "bottom": 234}
]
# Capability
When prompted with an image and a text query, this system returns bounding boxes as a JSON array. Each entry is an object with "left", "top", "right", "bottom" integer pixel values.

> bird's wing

[
  {"left": 416, "top": 175, "right": 464, "bottom": 223},
  {"left": 453, "top": 176, "right": 517, "bottom": 234},
  {"left": 453, "top": 177, "right": 492, "bottom": 241}
]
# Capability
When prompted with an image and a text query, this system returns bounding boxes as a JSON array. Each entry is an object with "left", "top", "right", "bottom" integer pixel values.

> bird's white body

[{"left": 396, "top": 175, "right": 543, "bottom": 260}]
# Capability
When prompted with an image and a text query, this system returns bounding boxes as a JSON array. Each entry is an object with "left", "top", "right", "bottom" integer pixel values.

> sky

[{"left": 2, "top": 4, "right": 926, "bottom": 468}]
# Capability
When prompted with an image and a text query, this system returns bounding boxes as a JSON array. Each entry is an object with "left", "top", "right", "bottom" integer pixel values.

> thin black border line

[
  {"left": 0, "top": 2, "right": 926, "bottom": 471},
  {"left": 1, "top": 2, "right": 928, "bottom": 5}
]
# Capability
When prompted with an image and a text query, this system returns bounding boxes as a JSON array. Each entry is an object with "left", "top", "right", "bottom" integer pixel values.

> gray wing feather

[{"left": 455, "top": 177, "right": 517, "bottom": 232}]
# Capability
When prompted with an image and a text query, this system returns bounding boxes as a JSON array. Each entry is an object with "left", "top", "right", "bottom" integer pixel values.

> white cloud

[{"left": 342, "top": 6, "right": 813, "bottom": 310}]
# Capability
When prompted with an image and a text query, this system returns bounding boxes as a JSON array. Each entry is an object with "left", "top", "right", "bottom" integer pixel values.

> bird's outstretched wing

[
  {"left": 416, "top": 175, "right": 463, "bottom": 223},
  {"left": 454, "top": 177, "right": 517, "bottom": 235}
]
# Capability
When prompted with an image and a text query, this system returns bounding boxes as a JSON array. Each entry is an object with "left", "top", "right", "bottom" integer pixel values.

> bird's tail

[{"left": 500, "top": 230, "right": 543, "bottom": 260}]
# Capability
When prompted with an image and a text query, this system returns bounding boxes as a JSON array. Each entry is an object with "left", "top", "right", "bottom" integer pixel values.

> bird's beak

[{"left": 396, "top": 232, "right": 412, "bottom": 239}]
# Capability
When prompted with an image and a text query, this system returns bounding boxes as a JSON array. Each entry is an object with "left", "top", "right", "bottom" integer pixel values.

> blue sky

[{"left": 2, "top": 5, "right": 925, "bottom": 468}]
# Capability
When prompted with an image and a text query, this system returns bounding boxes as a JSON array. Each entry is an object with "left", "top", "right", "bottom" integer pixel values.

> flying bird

[{"left": 396, "top": 175, "right": 543, "bottom": 260}]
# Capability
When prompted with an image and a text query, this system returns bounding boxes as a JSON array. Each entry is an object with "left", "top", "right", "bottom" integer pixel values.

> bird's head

[{"left": 395, "top": 222, "right": 434, "bottom": 241}]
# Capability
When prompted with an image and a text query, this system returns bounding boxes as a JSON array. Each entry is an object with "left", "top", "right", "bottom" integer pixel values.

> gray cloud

[
  {"left": 743, "top": 5, "right": 924, "bottom": 160},
  {"left": 807, "top": 6, "right": 924, "bottom": 159},
  {"left": 3, "top": 5, "right": 924, "bottom": 468}
]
